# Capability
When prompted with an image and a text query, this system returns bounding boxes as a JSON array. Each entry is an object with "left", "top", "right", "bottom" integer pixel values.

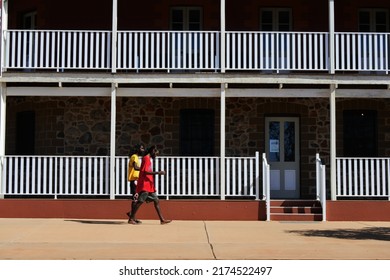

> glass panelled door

[{"left": 265, "top": 117, "right": 300, "bottom": 198}]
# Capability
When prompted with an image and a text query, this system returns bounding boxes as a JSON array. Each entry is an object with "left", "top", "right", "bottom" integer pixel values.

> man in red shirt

[{"left": 128, "top": 145, "right": 172, "bottom": 225}]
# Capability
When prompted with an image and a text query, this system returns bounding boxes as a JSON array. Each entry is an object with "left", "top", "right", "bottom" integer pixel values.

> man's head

[
  {"left": 147, "top": 145, "right": 159, "bottom": 159},
  {"left": 131, "top": 144, "right": 145, "bottom": 157}
]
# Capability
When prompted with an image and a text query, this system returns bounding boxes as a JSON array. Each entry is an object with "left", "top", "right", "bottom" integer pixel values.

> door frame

[{"left": 265, "top": 116, "right": 300, "bottom": 199}]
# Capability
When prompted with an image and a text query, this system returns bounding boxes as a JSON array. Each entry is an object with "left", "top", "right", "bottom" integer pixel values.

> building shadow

[{"left": 287, "top": 227, "right": 390, "bottom": 241}]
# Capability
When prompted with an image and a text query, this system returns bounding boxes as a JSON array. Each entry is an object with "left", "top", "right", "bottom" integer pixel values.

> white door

[{"left": 265, "top": 117, "right": 300, "bottom": 198}]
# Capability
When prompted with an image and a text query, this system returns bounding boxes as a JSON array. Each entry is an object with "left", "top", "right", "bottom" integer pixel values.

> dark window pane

[
  {"left": 343, "top": 110, "right": 377, "bottom": 157},
  {"left": 16, "top": 111, "right": 35, "bottom": 155},
  {"left": 180, "top": 109, "right": 214, "bottom": 156},
  {"left": 269, "top": 121, "right": 280, "bottom": 162},
  {"left": 284, "top": 122, "right": 295, "bottom": 162}
]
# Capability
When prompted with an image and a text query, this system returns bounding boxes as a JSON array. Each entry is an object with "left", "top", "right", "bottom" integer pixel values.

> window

[
  {"left": 260, "top": 8, "right": 292, "bottom": 31},
  {"left": 170, "top": 7, "right": 202, "bottom": 31},
  {"left": 180, "top": 109, "right": 214, "bottom": 156},
  {"left": 16, "top": 111, "right": 35, "bottom": 155},
  {"left": 343, "top": 110, "right": 377, "bottom": 157},
  {"left": 359, "top": 9, "right": 389, "bottom": 32},
  {"left": 22, "top": 11, "right": 37, "bottom": 29}
]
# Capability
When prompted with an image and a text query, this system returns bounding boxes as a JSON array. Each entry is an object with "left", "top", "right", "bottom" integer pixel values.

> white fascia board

[
  {"left": 226, "top": 88, "right": 329, "bottom": 98},
  {"left": 117, "top": 87, "right": 220, "bottom": 97},
  {"left": 6, "top": 87, "right": 111, "bottom": 97},
  {"left": 336, "top": 89, "right": 390, "bottom": 98}
]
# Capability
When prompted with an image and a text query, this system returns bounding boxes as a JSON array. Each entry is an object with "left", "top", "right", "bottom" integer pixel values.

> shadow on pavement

[
  {"left": 65, "top": 219, "right": 125, "bottom": 225},
  {"left": 288, "top": 227, "right": 390, "bottom": 241}
]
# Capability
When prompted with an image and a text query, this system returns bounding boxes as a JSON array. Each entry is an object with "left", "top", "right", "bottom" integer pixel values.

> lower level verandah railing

[
  {"left": 2, "top": 154, "right": 389, "bottom": 201},
  {"left": 3, "top": 30, "right": 390, "bottom": 73},
  {"left": 336, "top": 157, "right": 390, "bottom": 200},
  {"left": 0, "top": 153, "right": 261, "bottom": 199}
]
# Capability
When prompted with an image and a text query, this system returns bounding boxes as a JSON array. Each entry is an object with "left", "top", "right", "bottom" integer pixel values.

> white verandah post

[
  {"left": 110, "top": 83, "right": 117, "bottom": 199},
  {"left": 220, "top": 0, "right": 226, "bottom": 73},
  {"left": 220, "top": 83, "right": 226, "bottom": 200},
  {"left": 330, "top": 84, "right": 337, "bottom": 200},
  {"left": 111, "top": 0, "right": 118, "bottom": 73},
  {"left": 329, "top": 0, "right": 335, "bottom": 74},
  {"left": 0, "top": 83, "right": 6, "bottom": 199}
]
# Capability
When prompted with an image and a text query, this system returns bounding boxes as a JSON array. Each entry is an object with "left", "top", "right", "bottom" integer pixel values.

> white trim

[
  {"left": 6, "top": 86, "right": 390, "bottom": 99},
  {"left": 330, "top": 84, "right": 337, "bottom": 200},
  {"left": 110, "top": 83, "right": 116, "bottom": 199},
  {"left": 2, "top": 73, "right": 389, "bottom": 86},
  {"left": 329, "top": 0, "right": 335, "bottom": 74},
  {"left": 220, "top": 83, "right": 226, "bottom": 200},
  {"left": 111, "top": 0, "right": 118, "bottom": 73},
  {"left": 0, "top": 83, "right": 6, "bottom": 199},
  {"left": 220, "top": 0, "right": 226, "bottom": 73},
  {"left": 7, "top": 87, "right": 111, "bottom": 96}
]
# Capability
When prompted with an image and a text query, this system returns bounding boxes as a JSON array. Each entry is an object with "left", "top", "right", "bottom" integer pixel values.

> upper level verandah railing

[{"left": 3, "top": 30, "right": 390, "bottom": 73}]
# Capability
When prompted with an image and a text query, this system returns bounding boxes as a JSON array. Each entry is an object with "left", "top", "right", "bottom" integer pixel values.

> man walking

[
  {"left": 128, "top": 145, "right": 172, "bottom": 225},
  {"left": 126, "top": 144, "right": 144, "bottom": 224}
]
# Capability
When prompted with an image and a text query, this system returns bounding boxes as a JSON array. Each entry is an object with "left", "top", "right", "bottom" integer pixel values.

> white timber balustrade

[
  {"left": 1, "top": 156, "right": 110, "bottom": 198},
  {"left": 1, "top": 153, "right": 261, "bottom": 199},
  {"left": 336, "top": 157, "right": 390, "bottom": 199},
  {"left": 4, "top": 30, "right": 390, "bottom": 73}
]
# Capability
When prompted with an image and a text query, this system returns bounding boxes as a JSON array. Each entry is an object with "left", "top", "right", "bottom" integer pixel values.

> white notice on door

[{"left": 270, "top": 140, "right": 279, "bottom": 153}]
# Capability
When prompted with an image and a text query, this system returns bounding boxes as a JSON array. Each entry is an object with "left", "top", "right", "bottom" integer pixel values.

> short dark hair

[
  {"left": 129, "top": 143, "right": 143, "bottom": 157},
  {"left": 147, "top": 145, "right": 156, "bottom": 154}
]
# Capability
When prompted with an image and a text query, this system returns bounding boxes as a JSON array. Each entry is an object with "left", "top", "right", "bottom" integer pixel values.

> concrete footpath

[{"left": 0, "top": 218, "right": 390, "bottom": 260}]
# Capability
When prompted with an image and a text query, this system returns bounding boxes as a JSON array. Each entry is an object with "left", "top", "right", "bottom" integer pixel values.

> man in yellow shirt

[{"left": 126, "top": 144, "right": 145, "bottom": 223}]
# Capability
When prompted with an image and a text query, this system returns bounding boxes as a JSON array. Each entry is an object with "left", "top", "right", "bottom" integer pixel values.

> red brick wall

[{"left": 8, "top": 0, "right": 389, "bottom": 31}]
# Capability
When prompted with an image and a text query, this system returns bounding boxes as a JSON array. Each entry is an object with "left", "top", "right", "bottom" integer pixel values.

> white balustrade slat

[
  {"left": 205, "top": 33, "right": 210, "bottom": 69},
  {"left": 193, "top": 158, "right": 198, "bottom": 195},
  {"left": 20, "top": 158, "right": 24, "bottom": 194},
  {"left": 20, "top": 32, "right": 25, "bottom": 67},
  {"left": 24, "top": 157, "right": 29, "bottom": 194},
  {"left": 100, "top": 158, "right": 105, "bottom": 194},
  {"left": 359, "top": 159, "right": 364, "bottom": 195},
  {"left": 382, "top": 159, "right": 386, "bottom": 195},
  {"left": 369, "top": 159, "right": 374, "bottom": 194},
  {"left": 376, "top": 160, "right": 380, "bottom": 195},
  {"left": 233, "top": 159, "right": 237, "bottom": 195},
  {"left": 386, "top": 159, "right": 390, "bottom": 196},
  {"left": 364, "top": 159, "right": 369, "bottom": 195},
  {"left": 250, "top": 159, "right": 254, "bottom": 195},
  {"left": 193, "top": 33, "right": 198, "bottom": 68},
  {"left": 49, "top": 158, "right": 53, "bottom": 195},
  {"left": 140, "top": 32, "right": 145, "bottom": 68},
  {"left": 179, "top": 158, "right": 184, "bottom": 194},
  {"left": 59, "top": 158, "right": 63, "bottom": 194},
  {"left": 68, "top": 158, "right": 72, "bottom": 194},
  {"left": 81, "top": 158, "right": 86, "bottom": 194},
  {"left": 43, "top": 157, "right": 48, "bottom": 194},
  {"left": 175, "top": 158, "right": 179, "bottom": 194},
  {"left": 205, "top": 159, "right": 209, "bottom": 195},
  {"left": 291, "top": 35, "right": 296, "bottom": 69},
  {"left": 188, "top": 158, "right": 192, "bottom": 195},
  {"left": 9, "top": 158, "right": 14, "bottom": 193}
]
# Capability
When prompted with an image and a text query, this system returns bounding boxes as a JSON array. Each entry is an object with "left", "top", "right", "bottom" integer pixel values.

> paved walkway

[{"left": 0, "top": 218, "right": 390, "bottom": 260}]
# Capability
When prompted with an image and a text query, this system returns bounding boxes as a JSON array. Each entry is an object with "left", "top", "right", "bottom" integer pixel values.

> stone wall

[{"left": 6, "top": 94, "right": 390, "bottom": 197}]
